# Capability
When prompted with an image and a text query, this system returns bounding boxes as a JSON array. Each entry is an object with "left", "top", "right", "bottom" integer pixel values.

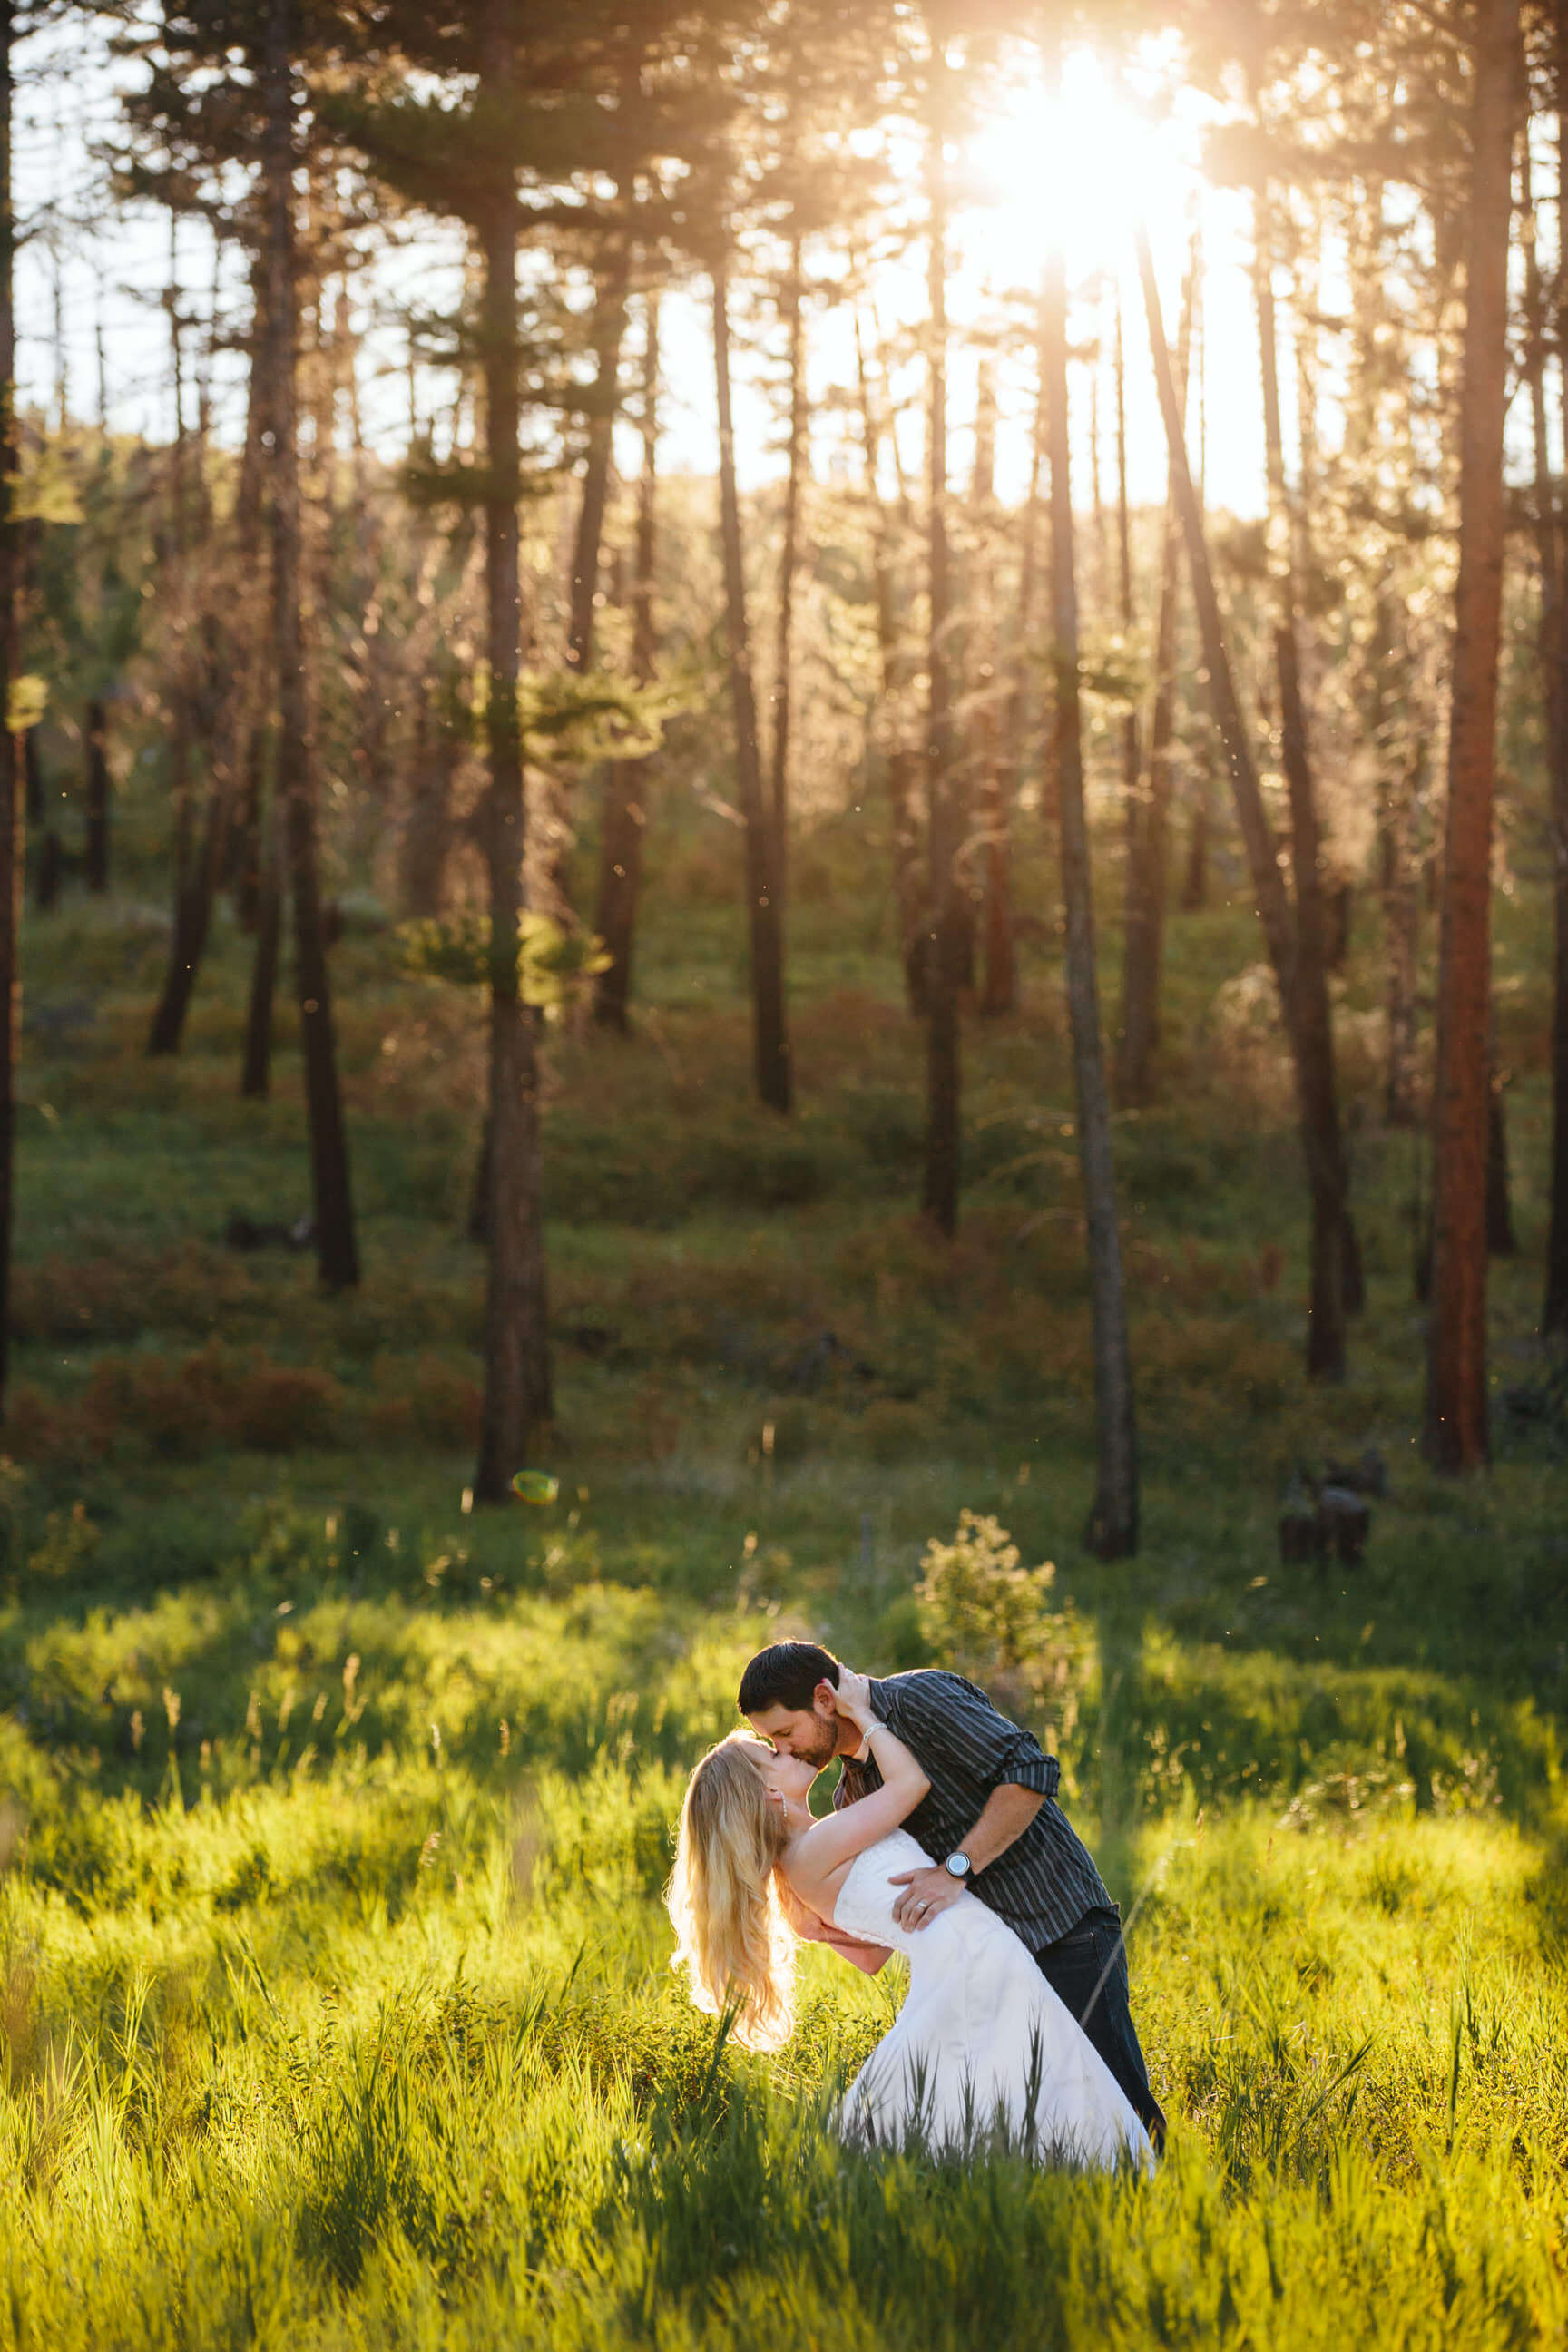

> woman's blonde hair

[{"left": 666, "top": 1732, "right": 796, "bottom": 2051}]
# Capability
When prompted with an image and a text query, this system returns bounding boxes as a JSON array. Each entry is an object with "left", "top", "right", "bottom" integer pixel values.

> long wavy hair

[{"left": 666, "top": 1731, "right": 796, "bottom": 2051}]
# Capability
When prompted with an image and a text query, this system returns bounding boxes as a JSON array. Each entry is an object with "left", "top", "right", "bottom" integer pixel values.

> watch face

[{"left": 945, "top": 1854, "right": 970, "bottom": 1879}]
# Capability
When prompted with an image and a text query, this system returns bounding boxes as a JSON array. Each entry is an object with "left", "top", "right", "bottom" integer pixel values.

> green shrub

[{"left": 916, "top": 1512, "right": 1063, "bottom": 1675}]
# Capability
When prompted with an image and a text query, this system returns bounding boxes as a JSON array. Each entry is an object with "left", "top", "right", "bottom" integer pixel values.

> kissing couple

[{"left": 668, "top": 1642, "right": 1165, "bottom": 2168}]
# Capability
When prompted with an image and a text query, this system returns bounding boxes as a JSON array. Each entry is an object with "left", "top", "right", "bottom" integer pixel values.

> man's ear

[{"left": 812, "top": 1678, "right": 838, "bottom": 1716}]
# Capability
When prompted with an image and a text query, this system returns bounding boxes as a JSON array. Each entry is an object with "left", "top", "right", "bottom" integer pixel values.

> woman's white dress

[{"left": 828, "top": 1827, "right": 1153, "bottom": 2169}]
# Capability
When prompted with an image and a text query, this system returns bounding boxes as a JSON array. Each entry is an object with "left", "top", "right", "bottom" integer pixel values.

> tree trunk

[
  {"left": 1116, "top": 251, "right": 1193, "bottom": 1105},
  {"left": 1253, "top": 168, "right": 1360, "bottom": 1346},
  {"left": 972, "top": 359, "right": 1014, "bottom": 1017},
  {"left": 1424, "top": 0, "right": 1520, "bottom": 1465},
  {"left": 27, "top": 732, "right": 58, "bottom": 910},
  {"left": 1382, "top": 742, "right": 1424, "bottom": 1127},
  {"left": 593, "top": 292, "right": 659, "bottom": 1033},
  {"left": 921, "top": 79, "right": 961, "bottom": 1233},
  {"left": 713, "top": 230, "right": 791, "bottom": 1115},
  {"left": 852, "top": 300, "right": 926, "bottom": 1013},
  {"left": 398, "top": 678, "right": 458, "bottom": 919},
  {"left": 473, "top": 135, "right": 554, "bottom": 1497},
  {"left": 0, "top": 3, "right": 20, "bottom": 1422},
  {"left": 234, "top": 720, "right": 266, "bottom": 933},
  {"left": 84, "top": 696, "right": 110, "bottom": 893},
  {"left": 1543, "top": 27, "right": 1568, "bottom": 1333},
  {"left": 1180, "top": 766, "right": 1210, "bottom": 910},
  {"left": 769, "top": 229, "right": 805, "bottom": 910},
  {"left": 542, "top": 219, "right": 632, "bottom": 926},
  {"left": 240, "top": 775, "right": 281, "bottom": 1100},
  {"left": 1138, "top": 224, "right": 1355, "bottom": 1380},
  {"left": 147, "top": 247, "right": 201, "bottom": 1050},
  {"left": 148, "top": 766, "right": 232, "bottom": 1054},
  {"left": 262, "top": 0, "right": 358, "bottom": 1291},
  {"left": 22, "top": 703, "right": 39, "bottom": 823},
  {"left": 1111, "top": 290, "right": 1141, "bottom": 1058},
  {"left": 567, "top": 245, "right": 631, "bottom": 675},
  {"left": 228, "top": 262, "right": 271, "bottom": 926},
  {"left": 998, "top": 353, "right": 1045, "bottom": 991},
  {"left": 1043, "top": 209, "right": 1138, "bottom": 1560}
]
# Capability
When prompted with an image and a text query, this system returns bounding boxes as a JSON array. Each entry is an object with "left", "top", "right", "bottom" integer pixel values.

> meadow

[{"left": 2, "top": 814, "right": 1566, "bottom": 2347}]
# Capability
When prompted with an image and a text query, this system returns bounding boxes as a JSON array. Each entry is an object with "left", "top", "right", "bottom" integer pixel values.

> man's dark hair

[{"left": 738, "top": 1641, "right": 840, "bottom": 1717}]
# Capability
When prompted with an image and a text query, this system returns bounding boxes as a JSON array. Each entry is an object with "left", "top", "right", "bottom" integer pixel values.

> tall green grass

[
  {"left": 4, "top": 1693, "right": 1566, "bottom": 2347},
  {"left": 3, "top": 808, "right": 1566, "bottom": 2341}
]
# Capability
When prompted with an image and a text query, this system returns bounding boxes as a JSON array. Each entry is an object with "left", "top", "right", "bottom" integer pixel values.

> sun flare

[{"left": 963, "top": 49, "right": 1200, "bottom": 298}]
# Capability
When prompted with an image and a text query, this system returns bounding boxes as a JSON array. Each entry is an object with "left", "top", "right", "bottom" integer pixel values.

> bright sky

[{"left": 27, "top": 23, "right": 1282, "bottom": 524}]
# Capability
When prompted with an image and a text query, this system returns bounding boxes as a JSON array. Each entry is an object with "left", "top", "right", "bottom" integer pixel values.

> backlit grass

[{"left": 2, "top": 808, "right": 1566, "bottom": 2342}]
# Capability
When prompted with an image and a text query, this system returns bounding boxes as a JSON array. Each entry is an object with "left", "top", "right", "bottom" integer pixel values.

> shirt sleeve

[{"left": 884, "top": 1671, "right": 1061, "bottom": 1801}]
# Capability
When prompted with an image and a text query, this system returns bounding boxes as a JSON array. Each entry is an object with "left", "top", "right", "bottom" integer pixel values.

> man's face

[{"left": 746, "top": 1689, "right": 841, "bottom": 1771}]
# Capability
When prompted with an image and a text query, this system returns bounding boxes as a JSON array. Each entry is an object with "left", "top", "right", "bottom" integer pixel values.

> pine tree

[
  {"left": 0, "top": 0, "right": 22, "bottom": 1419},
  {"left": 1424, "top": 0, "right": 1522, "bottom": 1466},
  {"left": 1041, "top": 45, "right": 1136, "bottom": 1559}
]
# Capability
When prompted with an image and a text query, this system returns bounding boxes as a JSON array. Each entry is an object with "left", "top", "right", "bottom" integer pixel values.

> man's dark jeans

[{"left": 1031, "top": 1905, "right": 1166, "bottom": 2151}]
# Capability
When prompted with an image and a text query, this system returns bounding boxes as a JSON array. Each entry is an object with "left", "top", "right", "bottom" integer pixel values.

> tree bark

[
  {"left": 769, "top": 229, "right": 805, "bottom": 912},
  {"left": 1543, "top": 24, "right": 1568, "bottom": 1333},
  {"left": 999, "top": 350, "right": 1045, "bottom": 974},
  {"left": 0, "top": 2, "right": 20, "bottom": 1421},
  {"left": 920, "top": 77, "right": 961, "bottom": 1231},
  {"left": 262, "top": 0, "right": 358, "bottom": 1290},
  {"left": 593, "top": 292, "right": 659, "bottom": 1033},
  {"left": 229, "top": 260, "right": 271, "bottom": 926},
  {"left": 398, "top": 677, "right": 458, "bottom": 919},
  {"left": 22, "top": 701, "right": 38, "bottom": 824},
  {"left": 1043, "top": 220, "right": 1138, "bottom": 1560},
  {"left": 1180, "top": 766, "right": 1210, "bottom": 910},
  {"left": 27, "top": 731, "right": 58, "bottom": 910},
  {"left": 1112, "top": 290, "right": 1141, "bottom": 1047},
  {"left": 146, "top": 730, "right": 228, "bottom": 1052},
  {"left": 240, "top": 779, "right": 282, "bottom": 1100},
  {"left": 1424, "top": 0, "right": 1520, "bottom": 1465},
  {"left": 1115, "top": 252, "right": 1193, "bottom": 1105},
  {"left": 84, "top": 696, "right": 110, "bottom": 893},
  {"left": 566, "top": 240, "right": 631, "bottom": 675},
  {"left": 1253, "top": 167, "right": 1361, "bottom": 1347},
  {"left": 713, "top": 229, "right": 791, "bottom": 1114},
  {"left": 473, "top": 108, "right": 553, "bottom": 1498},
  {"left": 852, "top": 299, "right": 926, "bottom": 1013},
  {"left": 1382, "top": 742, "right": 1424, "bottom": 1127},
  {"left": 972, "top": 360, "right": 1014, "bottom": 1017},
  {"left": 1138, "top": 224, "right": 1356, "bottom": 1379},
  {"left": 146, "top": 250, "right": 204, "bottom": 1051}
]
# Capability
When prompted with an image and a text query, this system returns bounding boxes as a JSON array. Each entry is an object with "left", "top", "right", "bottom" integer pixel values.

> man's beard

[{"left": 803, "top": 1719, "right": 841, "bottom": 1769}]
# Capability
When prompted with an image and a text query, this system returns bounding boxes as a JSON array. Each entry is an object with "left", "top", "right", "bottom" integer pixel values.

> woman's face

[{"left": 757, "top": 1744, "right": 818, "bottom": 1806}]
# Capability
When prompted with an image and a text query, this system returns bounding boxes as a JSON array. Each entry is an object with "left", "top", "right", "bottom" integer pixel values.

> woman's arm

[{"left": 783, "top": 1676, "right": 929, "bottom": 1902}]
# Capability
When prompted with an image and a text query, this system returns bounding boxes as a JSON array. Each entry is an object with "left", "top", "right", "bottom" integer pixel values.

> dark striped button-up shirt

[{"left": 834, "top": 1669, "right": 1111, "bottom": 1952}]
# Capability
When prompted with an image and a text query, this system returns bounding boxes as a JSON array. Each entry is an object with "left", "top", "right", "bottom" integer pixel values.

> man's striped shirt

[{"left": 834, "top": 1669, "right": 1112, "bottom": 1951}]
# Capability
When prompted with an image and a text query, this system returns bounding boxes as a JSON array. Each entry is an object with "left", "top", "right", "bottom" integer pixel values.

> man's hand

[{"left": 888, "top": 1864, "right": 964, "bottom": 1930}]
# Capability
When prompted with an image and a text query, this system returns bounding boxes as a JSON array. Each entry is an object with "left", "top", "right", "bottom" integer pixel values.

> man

[{"left": 740, "top": 1638, "right": 1165, "bottom": 2150}]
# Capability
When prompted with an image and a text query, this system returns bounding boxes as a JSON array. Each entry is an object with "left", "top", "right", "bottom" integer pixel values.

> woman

[{"left": 668, "top": 1669, "right": 1152, "bottom": 2167}]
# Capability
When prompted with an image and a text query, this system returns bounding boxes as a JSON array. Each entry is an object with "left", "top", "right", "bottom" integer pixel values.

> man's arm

[
  {"left": 888, "top": 1781, "right": 1045, "bottom": 1928},
  {"left": 954, "top": 1780, "right": 1045, "bottom": 1871}
]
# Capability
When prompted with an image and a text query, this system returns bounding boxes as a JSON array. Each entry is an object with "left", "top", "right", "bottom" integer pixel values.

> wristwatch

[{"left": 943, "top": 1851, "right": 974, "bottom": 1881}]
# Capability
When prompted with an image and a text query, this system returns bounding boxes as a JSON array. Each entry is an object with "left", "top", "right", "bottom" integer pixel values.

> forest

[{"left": 0, "top": 0, "right": 1566, "bottom": 2343}]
